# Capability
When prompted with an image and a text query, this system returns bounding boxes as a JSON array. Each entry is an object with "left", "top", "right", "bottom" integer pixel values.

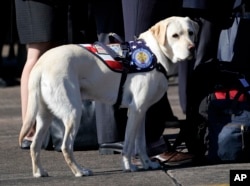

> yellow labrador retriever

[{"left": 19, "top": 16, "right": 199, "bottom": 177}]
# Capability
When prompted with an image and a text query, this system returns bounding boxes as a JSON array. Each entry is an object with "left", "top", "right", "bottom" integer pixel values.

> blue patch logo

[{"left": 132, "top": 48, "right": 153, "bottom": 69}]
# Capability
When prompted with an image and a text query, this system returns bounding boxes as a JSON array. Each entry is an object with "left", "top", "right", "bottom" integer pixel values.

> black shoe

[
  {"left": 20, "top": 139, "right": 32, "bottom": 150},
  {"left": 99, "top": 142, "right": 123, "bottom": 155}
]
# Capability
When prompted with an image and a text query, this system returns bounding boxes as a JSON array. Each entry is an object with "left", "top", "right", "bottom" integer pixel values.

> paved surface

[{"left": 0, "top": 82, "right": 250, "bottom": 186}]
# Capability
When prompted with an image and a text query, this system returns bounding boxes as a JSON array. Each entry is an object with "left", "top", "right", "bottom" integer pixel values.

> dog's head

[{"left": 150, "top": 16, "right": 199, "bottom": 63}]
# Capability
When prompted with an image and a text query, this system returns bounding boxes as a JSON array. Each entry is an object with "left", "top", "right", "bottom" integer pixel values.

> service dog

[{"left": 19, "top": 16, "right": 199, "bottom": 177}]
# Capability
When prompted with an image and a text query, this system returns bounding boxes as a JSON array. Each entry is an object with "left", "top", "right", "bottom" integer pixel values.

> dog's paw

[
  {"left": 123, "top": 164, "right": 138, "bottom": 172},
  {"left": 140, "top": 156, "right": 161, "bottom": 170},
  {"left": 75, "top": 168, "right": 93, "bottom": 177},
  {"left": 148, "top": 161, "right": 161, "bottom": 169},
  {"left": 122, "top": 156, "right": 138, "bottom": 172},
  {"left": 33, "top": 169, "right": 49, "bottom": 177}
]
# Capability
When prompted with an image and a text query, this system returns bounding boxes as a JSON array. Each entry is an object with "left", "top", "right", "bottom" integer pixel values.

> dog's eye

[
  {"left": 172, "top": 33, "right": 179, "bottom": 38},
  {"left": 189, "top": 31, "right": 194, "bottom": 36}
]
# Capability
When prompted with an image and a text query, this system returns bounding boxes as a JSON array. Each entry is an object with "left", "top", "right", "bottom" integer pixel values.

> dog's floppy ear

[{"left": 150, "top": 19, "right": 169, "bottom": 46}]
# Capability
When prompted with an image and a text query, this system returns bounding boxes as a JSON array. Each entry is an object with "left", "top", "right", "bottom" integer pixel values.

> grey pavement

[{"left": 0, "top": 82, "right": 249, "bottom": 186}]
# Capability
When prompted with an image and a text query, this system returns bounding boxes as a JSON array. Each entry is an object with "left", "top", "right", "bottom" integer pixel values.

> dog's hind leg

[
  {"left": 30, "top": 104, "right": 52, "bottom": 177},
  {"left": 60, "top": 105, "right": 93, "bottom": 177}
]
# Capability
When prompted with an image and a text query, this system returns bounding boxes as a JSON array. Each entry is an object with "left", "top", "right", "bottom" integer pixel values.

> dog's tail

[{"left": 19, "top": 67, "right": 42, "bottom": 146}]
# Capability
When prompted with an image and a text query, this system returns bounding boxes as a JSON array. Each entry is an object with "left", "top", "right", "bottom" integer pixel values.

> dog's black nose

[{"left": 189, "top": 44, "right": 195, "bottom": 54}]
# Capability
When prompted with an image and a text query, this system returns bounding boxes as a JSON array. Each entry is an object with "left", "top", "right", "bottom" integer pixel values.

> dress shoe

[
  {"left": 20, "top": 139, "right": 32, "bottom": 150},
  {"left": 151, "top": 151, "right": 193, "bottom": 166},
  {"left": 147, "top": 136, "right": 169, "bottom": 157},
  {"left": 99, "top": 142, "right": 123, "bottom": 155}
]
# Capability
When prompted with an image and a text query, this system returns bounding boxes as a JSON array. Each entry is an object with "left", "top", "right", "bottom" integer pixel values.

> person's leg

[
  {"left": 91, "top": 0, "right": 126, "bottom": 153},
  {"left": 96, "top": 103, "right": 126, "bottom": 154},
  {"left": 179, "top": 18, "right": 223, "bottom": 159},
  {"left": 91, "top": 0, "right": 124, "bottom": 43},
  {"left": 95, "top": 103, "right": 124, "bottom": 144},
  {"left": 15, "top": 0, "right": 69, "bottom": 149},
  {"left": 20, "top": 42, "right": 58, "bottom": 146},
  {"left": 122, "top": 0, "right": 155, "bottom": 40},
  {"left": 122, "top": 0, "right": 182, "bottom": 40},
  {"left": 194, "top": 18, "right": 221, "bottom": 68}
]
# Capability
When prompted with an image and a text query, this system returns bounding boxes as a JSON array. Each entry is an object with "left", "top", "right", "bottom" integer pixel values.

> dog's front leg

[
  {"left": 135, "top": 117, "right": 160, "bottom": 170},
  {"left": 122, "top": 108, "right": 160, "bottom": 171},
  {"left": 122, "top": 109, "right": 143, "bottom": 172}
]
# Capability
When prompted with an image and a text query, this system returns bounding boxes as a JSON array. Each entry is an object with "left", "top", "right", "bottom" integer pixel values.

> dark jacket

[{"left": 182, "top": 0, "right": 236, "bottom": 23}]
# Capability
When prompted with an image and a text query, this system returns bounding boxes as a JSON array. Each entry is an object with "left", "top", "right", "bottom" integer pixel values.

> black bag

[
  {"left": 190, "top": 61, "right": 250, "bottom": 163},
  {"left": 43, "top": 100, "right": 98, "bottom": 151}
]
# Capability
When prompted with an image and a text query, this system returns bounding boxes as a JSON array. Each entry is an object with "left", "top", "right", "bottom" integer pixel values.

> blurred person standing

[
  {"left": 15, "top": 0, "right": 124, "bottom": 149},
  {"left": 178, "top": 0, "right": 240, "bottom": 160},
  {"left": 15, "top": 0, "right": 72, "bottom": 149},
  {"left": 97, "top": 0, "right": 194, "bottom": 165},
  {"left": 15, "top": 0, "right": 92, "bottom": 149}
]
